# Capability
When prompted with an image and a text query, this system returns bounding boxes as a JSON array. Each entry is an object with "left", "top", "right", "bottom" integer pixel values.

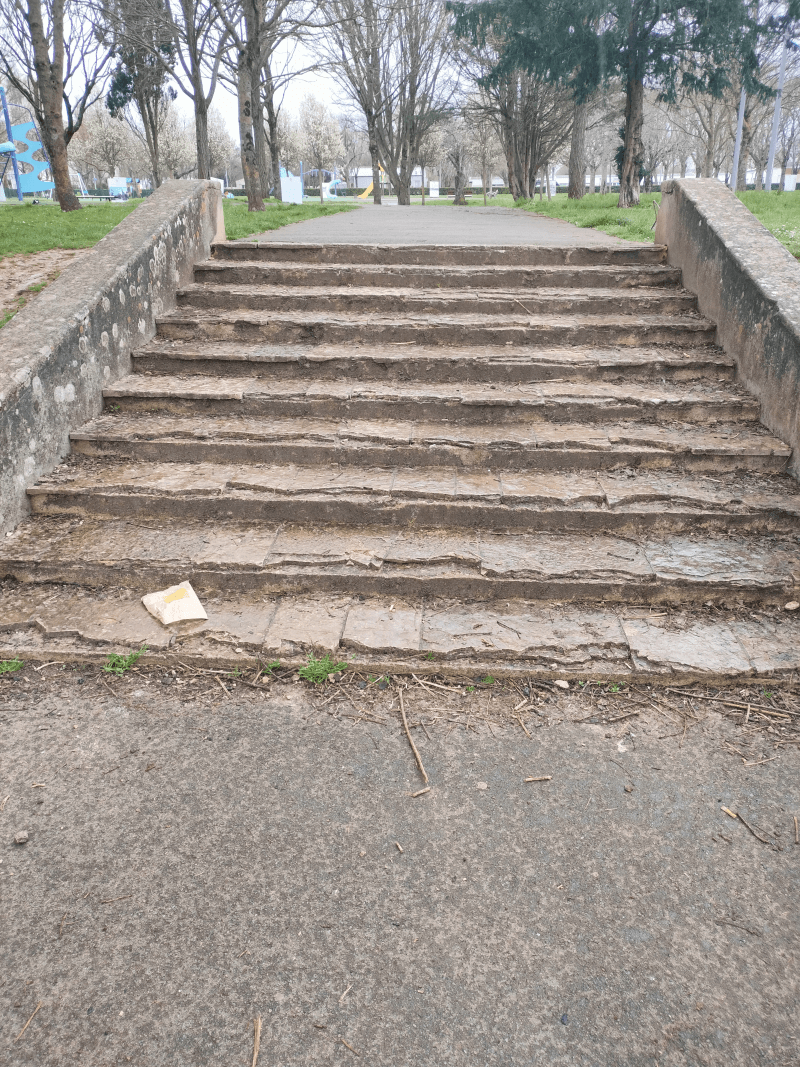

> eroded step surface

[
  {"left": 4, "top": 516, "right": 799, "bottom": 605},
  {"left": 72, "top": 414, "right": 791, "bottom": 474},
  {"left": 195, "top": 260, "right": 683, "bottom": 290},
  {"left": 133, "top": 340, "right": 735, "bottom": 384},
  {"left": 3, "top": 581, "right": 799, "bottom": 679},
  {"left": 156, "top": 309, "right": 716, "bottom": 348},
  {"left": 214, "top": 241, "right": 668, "bottom": 267},
  {"left": 103, "top": 374, "right": 755, "bottom": 424},
  {"left": 175, "top": 283, "right": 698, "bottom": 317},
  {"left": 26, "top": 463, "right": 800, "bottom": 531}
]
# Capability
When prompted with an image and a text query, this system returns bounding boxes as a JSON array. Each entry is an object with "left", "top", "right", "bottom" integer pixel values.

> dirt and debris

[
  {"left": 0, "top": 249, "right": 90, "bottom": 324},
  {"left": 2, "top": 664, "right": 799, "bottom": 1065}
]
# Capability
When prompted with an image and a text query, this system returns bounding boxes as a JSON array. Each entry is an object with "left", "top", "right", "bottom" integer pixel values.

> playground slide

[{"left": 357, "top": 182, "right": 373, "bottom": 199}]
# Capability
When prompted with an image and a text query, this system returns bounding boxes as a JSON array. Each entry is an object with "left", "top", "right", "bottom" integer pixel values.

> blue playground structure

[{"left": 0, "top": 86, "right": 55, "bottom": 200}]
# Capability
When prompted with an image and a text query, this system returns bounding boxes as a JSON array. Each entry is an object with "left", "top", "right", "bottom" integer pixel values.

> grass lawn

[
  {"left": 222, "top": 198, "right": 356, "bottom": 240},
  {"left": 517, "top": 188, "right": 800, "bottom": 258},
  {"left": 0, "top": 199, "right": 141, "bottom": 258},
  {"left": 0, "top": 196, "right": 357, "bottom": 258},
  {"left": 737, "top": 190, "right": 800, "bottom": 258},
  {"left": 517, "top": 192, "right": 661, "bottom": 243}
]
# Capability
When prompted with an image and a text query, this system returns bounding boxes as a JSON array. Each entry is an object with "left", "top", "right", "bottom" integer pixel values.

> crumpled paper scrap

[{"left": 142, "top": 581, "right": 208, "bottom": 626}]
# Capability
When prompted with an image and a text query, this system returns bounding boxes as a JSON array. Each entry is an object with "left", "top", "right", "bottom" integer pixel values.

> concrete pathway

[
  {"left": 2, "top": 670, "right": 799, "bottom": 1066},
  {"left": 244, "top": 203, "right": 631, "bottom": 245}
]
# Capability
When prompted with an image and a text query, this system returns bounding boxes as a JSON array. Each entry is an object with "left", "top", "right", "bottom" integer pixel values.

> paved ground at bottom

[
  {"left": 2, "top": 672, "right": 799, "bottom": 1067},
  {"left": 244, "top": 204, "right": 627, "bottom": 245}
]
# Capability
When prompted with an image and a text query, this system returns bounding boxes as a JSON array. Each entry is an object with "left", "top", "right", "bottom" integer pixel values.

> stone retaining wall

[
  {"left": 0, "top": 180, "right": 223, "bottom": 535},
  {"left": 655, "top": 178, "right": 800, "bottom": 478}
]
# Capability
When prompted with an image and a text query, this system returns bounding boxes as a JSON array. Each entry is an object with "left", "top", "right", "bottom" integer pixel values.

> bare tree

[
  {"left": 315, "top": 0, "right": 394, "bottom": 204},
  {"left": 464, "top": 100, "right": 502, "bottom": 204},
  {"left": 415, "top": 122, "right": 443, "bottom": 202},
  {"left": 161, "top": 0, "right": 229, "bottom": 179},
  {"left": 456, "top": 33, "right": 573, "bottom": 201},
  {"left": 297, "top": 94, "right": 342, "bottom": 201},
  {"left": 317, "top": 0, "right": 454, "bottom": 205},
  {"left": 445, "top": 122, "right": 469, "bottom": 204},
  {"left": 0, "top": 0, "right": 116, "bottom": 209}
]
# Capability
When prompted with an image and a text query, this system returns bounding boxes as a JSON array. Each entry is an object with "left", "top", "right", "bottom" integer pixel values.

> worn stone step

[
  {"left": 71, "top": 414, "right": 791, "bottom": 474},
  {"left": 195, "top": 260, "right": 684, "bottom": 290},
  {"left": 213, "top": 241, "right": 668, "bottom": 267},
  {"left": 175, "top": 283, "right": 699, "bottom": 318},
  {"left": 155, "top": 308, "right": 716, "bottom": 348},
  {"left": 3, "top": 518, "right": 798, "bottom": 609},
  {"left": 133, "top": 340, "right": 735, "bottom": 384},
  {"left": 103, "top": 374, "right": 756, "bottom": 425},
  {"left": 25, "top": 462, "right": 800, "bottom": 534},
  {"left": 3, "top": 580, "right": 799, "bottom": 679}
]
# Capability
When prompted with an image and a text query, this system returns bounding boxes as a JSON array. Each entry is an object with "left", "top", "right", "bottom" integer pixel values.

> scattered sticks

[
  {"left": 515, "top": 715, "right": 532, "bottom": 738},
  {"left": 340, "top": 1037, "right": 360, "bottom": 1056},
  {"left": 410, "top": 787, "right": 431, "bottom": 798},
  {"left": 795, "top": 816, "right": 799, "bottom": 846},
  {"left": 14, "top": 1002, "right": 42, "bottom": 1042},
  {"left": 251, "top": 1016, "right": 262, "bottom": 1067},
  {"left": 398, "top": 689, "right": 428, "bottom": 784},
  {"left": 524, "top": 776, "right": 552, "bottom": 783}
]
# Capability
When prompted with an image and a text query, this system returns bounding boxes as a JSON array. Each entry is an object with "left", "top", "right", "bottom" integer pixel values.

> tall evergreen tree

[{"left": 451, "top": 0, "right": 766, "bottom": 206}]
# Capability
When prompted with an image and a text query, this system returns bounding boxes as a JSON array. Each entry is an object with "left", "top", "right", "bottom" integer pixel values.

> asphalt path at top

[
  {"left": 2, "top": 668, "right": 799, "bottom": 1066},
  {"left": 242, "top": 203, "right": 631, "bottom": 246}
]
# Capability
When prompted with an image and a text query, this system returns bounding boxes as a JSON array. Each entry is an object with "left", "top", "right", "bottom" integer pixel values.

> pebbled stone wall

[
  {"left": 656, "top": 178, "right": 800, "bottom": 478},
  {"left": 0, "top": 179, "right": 224, "bottom": 536}
]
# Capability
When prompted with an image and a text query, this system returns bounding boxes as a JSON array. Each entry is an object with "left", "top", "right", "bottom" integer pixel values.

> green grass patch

[
  {"left": 516, "top": 187, "right": 800, "bottom": 258},
  {"left": 0, "top": 657, "right": 24, "bottom": 674},
  {"left": 297, "top": 652, "right": 349, "bottom": 684},
  {"left": 0, "top": 199, "right": 140, "bottom": 258},
  {"left": 517, "top": 191, "right": 661, "bottom": 243},
  {"left": 737, "top": 190, "right": 800, "bottom": 259},
  {"left": 222, "top": 199, "right": 356, "bottom": 241},
  {"left": 103, "top": 644, "right": 148, "bottom": 675}
]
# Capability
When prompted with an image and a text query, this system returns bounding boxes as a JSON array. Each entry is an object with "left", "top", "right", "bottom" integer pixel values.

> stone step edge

[
  {"left": 2, "top": 589, "right": 797, "bottom": 681},
  {"left": 157, "top": 310, "right": 714, "bottom": 328},
  {"left": 69, "top": 420, "right": 789, "bottom": 459},
  {"left": 212, "top": 241, "right": 667, "bottom": 262},
  {"left": 4, "top": 560, "right": 797, "bottom": 607},
  {"left": 134, "top": 340, "right": 731, "bottom": 363},
  {"left": 26, "top": 482, "right": 800, "bottom": 520},
  {"left": 176, "top": 282, "right": 693, "bottom": 300}
]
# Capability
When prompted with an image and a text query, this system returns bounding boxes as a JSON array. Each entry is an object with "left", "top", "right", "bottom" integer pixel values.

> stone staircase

[{"left": 2, "top": 240, "right": 799, "bottom": 680}]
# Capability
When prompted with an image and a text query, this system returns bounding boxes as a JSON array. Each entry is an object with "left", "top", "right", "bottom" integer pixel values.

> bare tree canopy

[
  {"left": 0, "top": 0, "right": 116, "bottom": 209},
  {"left": 317, "top": 0, "right": 455, "bottom": 205}
]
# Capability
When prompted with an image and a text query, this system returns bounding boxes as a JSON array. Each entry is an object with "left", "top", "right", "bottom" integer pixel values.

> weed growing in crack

[
  {"left": 103, "top": 644, "right": 148, "bottom": 675},
  {"left": 0, "top": 658, "right": 23, "bottom": 674},
  {"left": 298, "top": 653, "right": 348, "bottom": 685}
]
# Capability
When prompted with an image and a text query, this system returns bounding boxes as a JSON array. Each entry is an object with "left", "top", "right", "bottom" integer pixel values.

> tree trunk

[
  {"left": 737, "top": 103, "right": 752, "bottom": 190},
  {"left": 568, "top": 98, "right": 589, "bottom": 199},
  {"left": 251, "top": 87, "right": 270, "bottom": 200},
  {"left": 421, "top": 165, "right": 425, "bottom": 205},
  {"left": 237, "top": 51, "right": 263, "bottom": 212},
  {"left": 618, "top": 76, "right": 644, "bottom": 207},
  {"left": 397, "top": 138, "right": 411, "bottom": 205},
  {"left": 483, "top": 165, "right": 487, "bottom": 206},
  {"left": 367, "top": 115, "right": 382, "bottom": 205},
  {"left": 25, "top": 0, "right": 80, "bottom": 211},
  {"left": 137, "top": 90, "right": 162, "bottom": 187},
  {"left": 194, "top": 92, "right": 210, "bottom": 180},
  {"left": 546, "top": 165, "right": 551, "bottom": 200},
  {"left": 263, "top": 63, "right": 281, "bottom": 200}
]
